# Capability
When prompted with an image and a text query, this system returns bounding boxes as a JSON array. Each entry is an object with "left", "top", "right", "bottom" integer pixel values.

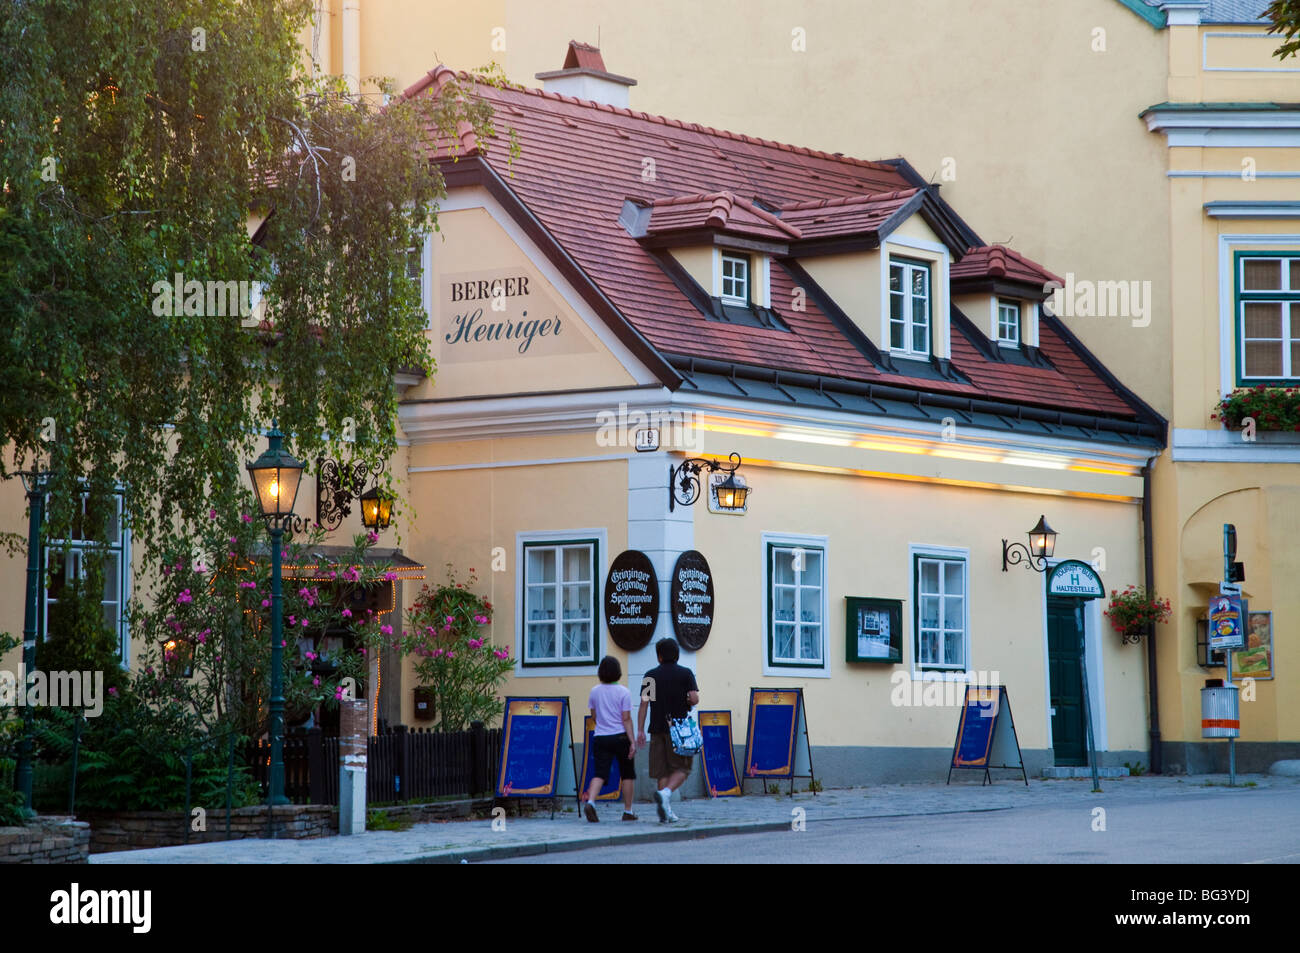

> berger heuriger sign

[
  {"left": 670, "top": 550, "right": 714, "bottom": 651},
  {"left": 604, "top": 550, "right": 660, "bottom": 652}
]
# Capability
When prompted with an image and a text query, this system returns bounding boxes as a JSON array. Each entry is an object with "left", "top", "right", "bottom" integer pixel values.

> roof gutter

[{"left": 668, "top": 354, "right": 1167, "bottom": 443}]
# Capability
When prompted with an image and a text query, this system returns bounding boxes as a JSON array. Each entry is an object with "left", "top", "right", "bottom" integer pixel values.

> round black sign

[
  {"left": 670, "top": 550, "right": 714, "bottom": 651},
  {"left": 603, "top": 550, "right": 660, "bottom": 652}
]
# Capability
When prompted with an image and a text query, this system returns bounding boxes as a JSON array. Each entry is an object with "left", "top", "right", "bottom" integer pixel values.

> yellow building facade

[{"left": 6, "top": 1, "right": 1295, "bottom": 785}]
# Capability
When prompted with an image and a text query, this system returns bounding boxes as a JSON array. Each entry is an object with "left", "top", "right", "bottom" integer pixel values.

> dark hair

[
  {"left": 655, "top": 637, "right": 680, "bottom": 664},
  {"left": 597, "top": 655, "right": 622, "bottom": 684}
]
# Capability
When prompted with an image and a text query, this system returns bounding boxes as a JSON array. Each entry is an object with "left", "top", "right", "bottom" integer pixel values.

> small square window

[
  {"left": 1236, "top": 253, "right": 1300, "bottom": 383},
  {"left": 997, "top": 300, "right": 1021, "bottom": 345},
  {"left": 721, "top": 253, "right": 750, "bottom": 303}
]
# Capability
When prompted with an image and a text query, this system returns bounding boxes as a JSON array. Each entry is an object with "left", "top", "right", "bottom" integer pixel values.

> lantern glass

[
  {"left": 246, "top": 427, "right": 305, "bottom": 522},
  {"left": 360, "top": 485, "right": 393, "bottom": 531},
  {"left": 1027, "top": 515, "right": 1057, "bottom": 559},
  {"left": 715, "top": 474, "right": 748, "bottom": 511}
]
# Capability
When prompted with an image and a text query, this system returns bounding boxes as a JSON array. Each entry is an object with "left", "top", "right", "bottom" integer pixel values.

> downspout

[
  {"left": 1143, "top": 461, "right": 1162, "bottom": 774},
  {"left": 342, "top": 0, "right": 360, "bottom": 96}
]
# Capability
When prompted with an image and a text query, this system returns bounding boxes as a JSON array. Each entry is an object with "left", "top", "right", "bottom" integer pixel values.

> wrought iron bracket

[{"left": 1001, "top": 540, "right": 1048, "bottom": 573}]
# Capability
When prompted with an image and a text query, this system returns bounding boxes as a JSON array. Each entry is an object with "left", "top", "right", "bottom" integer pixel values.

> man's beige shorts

[{"left": 649, "top": 732, "right": 693, "bottom": 779}]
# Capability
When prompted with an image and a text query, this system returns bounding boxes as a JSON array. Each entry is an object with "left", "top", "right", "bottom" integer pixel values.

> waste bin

[{"left": 1201, "top": 679, "right": 1240, "bottom": 739}]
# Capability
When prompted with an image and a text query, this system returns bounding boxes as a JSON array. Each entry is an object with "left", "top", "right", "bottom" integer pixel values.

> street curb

[{"left": 386, "top": 806, "right": 1015, "bottom": 864}]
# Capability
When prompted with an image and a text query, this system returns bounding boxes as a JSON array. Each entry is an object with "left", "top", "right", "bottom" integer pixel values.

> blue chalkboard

[
  {"left": 947, "top": 685, "right": 1027, "bottom": 786},
  {"left": 750, "top": 704, "right": 796, "bottom": 772},
  {"left": 498, "top": 698, "right": 569, "bottom": 797},
  {"left": 579, "top": 715, "right": 622, "bottom": 800},
  {"left": 698, "top": 711, "right": 741, "bottom": 796}
]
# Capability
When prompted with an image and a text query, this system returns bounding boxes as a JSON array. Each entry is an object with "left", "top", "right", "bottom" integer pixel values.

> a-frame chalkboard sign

[
  {"left": 947, "top": 685, "right": 1028, "bottom": 786},
  {"left": 497, "top": 697, "right": 578, "bottom": 817}
]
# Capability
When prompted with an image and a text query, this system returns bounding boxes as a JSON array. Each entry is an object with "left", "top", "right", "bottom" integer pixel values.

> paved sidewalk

[{"left": 90, "top": 773, "right": 1300, "bottom": 864}]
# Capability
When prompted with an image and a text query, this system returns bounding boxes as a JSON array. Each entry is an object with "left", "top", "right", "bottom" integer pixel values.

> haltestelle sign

[
  {"left": 439, "top": 269, "right": 591, "bottom": 362},
  {"left": 1046, "top": 560, "right": 1104, "bottom": 599}
]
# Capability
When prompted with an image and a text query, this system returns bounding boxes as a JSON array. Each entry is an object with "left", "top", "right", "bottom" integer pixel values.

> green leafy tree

[
  {"left": 0, "top": 0, "right": 514, "bottom": 569},
  {"left": 1266, "top": 1, "right": 1300, "bottom": 58}
]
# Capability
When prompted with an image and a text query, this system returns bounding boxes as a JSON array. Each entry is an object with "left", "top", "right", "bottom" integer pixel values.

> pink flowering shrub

[{"left": 385, "top": 566, "right": 512, "bottom": 731}]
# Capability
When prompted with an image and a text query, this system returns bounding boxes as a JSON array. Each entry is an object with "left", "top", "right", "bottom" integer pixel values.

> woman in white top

[{"left": 582, "top": 655, "right": 638, "bottom": 821}]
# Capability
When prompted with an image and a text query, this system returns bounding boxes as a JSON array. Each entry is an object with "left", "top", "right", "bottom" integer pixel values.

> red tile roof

[
  {"left": 402, "top": 66, "right": 1141, "bottom": 421},
  {"left": 779, "top": 189, "right": 920, "bottom": 240},
  {"left": 645, "top": 192, "right": 802, "bottom": 241},
  {"left": 565, "top": 40, "right": 606, "bottom": 72},
  {"left": 951, "top": 244, "right": 1063, "bottom": 288}
]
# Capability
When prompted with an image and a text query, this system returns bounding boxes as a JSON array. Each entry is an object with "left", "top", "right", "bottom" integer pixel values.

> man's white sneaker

[
  {"left": 666, "top": 807, "right": 680, "bottom": 822},
  {"left": 655, "top": 790, "right": 670, "bottom": 823}
]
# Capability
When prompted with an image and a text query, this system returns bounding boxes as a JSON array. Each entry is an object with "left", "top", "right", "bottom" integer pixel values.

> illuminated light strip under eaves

[
  {"left": 699, "top": 422, "right": 1141, "bottom": 477},
  {"left": 732, "top": 456, "right": 1141, "bottom": 504}
]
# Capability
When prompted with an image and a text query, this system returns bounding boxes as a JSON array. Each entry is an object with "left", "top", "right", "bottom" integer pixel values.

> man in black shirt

[{"left": 637, "top": 637, "right": 699, "bottom": 822}]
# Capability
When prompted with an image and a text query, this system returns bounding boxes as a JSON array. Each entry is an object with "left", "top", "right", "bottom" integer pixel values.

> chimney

[{"left": 535, "top": 40, "right": 636, "bottom": 108}]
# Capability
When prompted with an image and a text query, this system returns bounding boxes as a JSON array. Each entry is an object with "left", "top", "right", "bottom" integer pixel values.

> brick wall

[
  {"left": 0, "top": 816, "right": 91, "bottom": 864},
  {"left": 82, "top": 805, "right": 336, "bottom": 853}
]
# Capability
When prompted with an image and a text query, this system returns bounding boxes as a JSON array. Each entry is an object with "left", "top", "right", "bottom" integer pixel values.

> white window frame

[
  {"left": 908, "top": 544, "right": 970, "bottom": 678},
  {"left": 407, "top": 231, "right": 433, "bottom": 329},
  {"left": 1236, "top": 252, "right": 1300, "bottom": 382},
  {"left": 996, "top": 299, "right": 1021, "bottom": 346},
  {"left": 720, "top": 252, "right": 751, "bottom": 304},
  {"left": 514, "top": 528, "right": 605, "bottom": 677},
  {"left": 43, "top": 490, "right": 132, "bottom": 668},
  {"left": 1218, "top": 235, "right": 1300, "bottom": 397},
  {"left": 889, "top": 258, "right": 931, "bottom": 356},
  {"left": 880, "top": 236, "right": 950, "bottom": 360},
  {"left": 762, "top": 532, "right": 830, "bottom": 678}
]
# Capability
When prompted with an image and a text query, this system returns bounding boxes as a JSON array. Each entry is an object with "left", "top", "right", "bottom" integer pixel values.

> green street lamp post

[
  {"left": 14, "top": 470, "right": 47, "bottom": 811},
  {"left": 246, "top": 422, "right": 305, "bottom": 806}
]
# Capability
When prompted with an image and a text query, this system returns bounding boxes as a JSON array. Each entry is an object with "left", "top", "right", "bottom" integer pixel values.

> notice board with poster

[
  {"left": 578, "top": 715, "right": 623, "bottom": 801},
  {"left": 947, "top": 685, "right": 1027, "bottom": 786},
  {"left": 698, "top": 710, "right": 742, "bottom": 797},
  {"left": 742, "top": 689, "right": 816, "bottom": 796},
  {"left": 497, "top": 697, "right": 578, "bottom": 816}
]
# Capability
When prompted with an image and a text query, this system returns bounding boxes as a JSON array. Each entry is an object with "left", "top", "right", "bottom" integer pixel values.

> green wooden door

[{"left": 1047, "top": 597, "right": 1087, "bottom": 766}]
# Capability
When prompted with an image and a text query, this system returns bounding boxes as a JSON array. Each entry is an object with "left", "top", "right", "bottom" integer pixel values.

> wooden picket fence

[{"left": 246, "top": 723, "right": 501, "bottom": 806}]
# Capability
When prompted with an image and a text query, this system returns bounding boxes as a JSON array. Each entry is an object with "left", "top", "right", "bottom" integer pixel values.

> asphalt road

[{"left": 484, "top": 787, "right": 1300, "bottom": 863}]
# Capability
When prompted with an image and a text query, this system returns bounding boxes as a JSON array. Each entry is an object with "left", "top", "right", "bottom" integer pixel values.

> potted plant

[
  {"left": 1104, "top": 585, "right": 1172, "bottom": 644},
  {"left": 1212, "top": 386, "right": 1300, "bottom": 433}
]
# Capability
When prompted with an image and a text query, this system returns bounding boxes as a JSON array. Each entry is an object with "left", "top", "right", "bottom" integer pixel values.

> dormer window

[
  {"left": 889, "top": 258, "right": 931, "bottom": 356},
  {"left": 997, "top": 299, "right": 1021, "bottom": 346},
  {"left": 721, "top": 252, "right": 751, "bottom": 304}
]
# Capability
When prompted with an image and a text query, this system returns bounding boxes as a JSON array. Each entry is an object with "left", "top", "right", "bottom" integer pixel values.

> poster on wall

[
  {"left": 845, "top": 597, "right": 903, "bottom": 663},
  {"left": 1208, "top": 594, "right": 1246, "bottom": 651},
  {"left": 1234, "top": 611, "right": 1273, "bottom": 680},
  {"left": 603, "top": 550, "right": 660, "bottom": 652}
]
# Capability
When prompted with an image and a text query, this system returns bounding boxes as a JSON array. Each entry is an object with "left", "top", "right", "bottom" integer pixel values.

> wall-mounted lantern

[
  {"left": 670, "top": 452, "right": 749, "bottom": 513},
  {"left": 1001, "top": 515, "right": 1057, "bottom": 573}
]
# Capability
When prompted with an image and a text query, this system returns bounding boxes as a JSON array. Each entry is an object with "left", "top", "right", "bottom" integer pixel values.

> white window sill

[
  {"left": 997, "top": 339, "right": 1020, "bottom": 349},
  {"left": 762, "top": 662, "right": 831, "bottom": 679},
  {"left": 515, "top": 662, "right": 599, "bottom": 678},
  {"left": 890, "top": 351, "right": 931, "bottom": 362}
]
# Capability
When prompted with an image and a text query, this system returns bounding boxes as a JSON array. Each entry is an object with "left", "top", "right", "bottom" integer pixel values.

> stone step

[{"left": 1040, "top": 766, "right": 1131, "bottom": 779}]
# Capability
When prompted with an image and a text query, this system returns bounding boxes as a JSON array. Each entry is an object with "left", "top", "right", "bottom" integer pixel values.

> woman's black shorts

[{"left": 592, "top": 733, "right": 636, "bottom": 782}]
